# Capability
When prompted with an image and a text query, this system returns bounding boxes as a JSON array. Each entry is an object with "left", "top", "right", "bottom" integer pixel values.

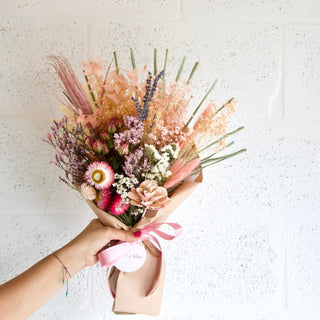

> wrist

[{"left": 54, "top": 242, "right": 86, "bottom": 277}]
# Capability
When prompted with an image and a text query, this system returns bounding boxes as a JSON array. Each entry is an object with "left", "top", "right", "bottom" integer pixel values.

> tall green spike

[
  {"left": 175, "top": 56, "right": 186, "bottom": 82},
  {"left": 130, "top": 48, "right": 136, "bottom": 69}
]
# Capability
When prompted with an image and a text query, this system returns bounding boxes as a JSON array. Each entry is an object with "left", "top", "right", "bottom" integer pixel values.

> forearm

[
  {"left": 0, "top": 244, "right": 85, "bottom": 320},
  {"left": 0, "top": 219, "right": 135, "bottom": 320}
]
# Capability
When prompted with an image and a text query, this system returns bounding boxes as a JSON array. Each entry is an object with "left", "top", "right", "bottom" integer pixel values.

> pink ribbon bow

[{"left": 98, "top": 222, "right": 182, "bottom": 297}]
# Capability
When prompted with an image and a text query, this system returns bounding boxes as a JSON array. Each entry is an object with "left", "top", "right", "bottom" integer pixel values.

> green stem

[
  {"left": 193, "top": 148, "right": 247, "bottom": 174},
  {"left": 163, "top": 49, "right": 168, "bottom": 78},
  {"left": 130, "top": 48, "right": 136, "bottom": 69},
  {"left": 200, "top": 148, "right": 247, "bottom": 165},
  {"left": 198, "top": 126, "right": 244, "bottom": 154},
  {"left": 175, "top": 56, "right": 186, "bottom": 82},
  {"left": 161, "top": 49, "right": 168, "bottom": 97},
  {"left": 187, "top": 61, "right": 199, "bottom": 84},
  {"left": 216, "top": 98, "right": 234, "bottom": 114},
  {"left": 200, "top": 141, "right": 234, "bottom": 162},
  {"left": 161, "top": 49, "right": 168, "bottom": 96},
  {"left": 83, "top": 74, "right": 97, "bottom": 106},
  {"left": 183, "top": 79, "right": 217, "bottom": 129},
  {"left": 120, "top": 212, "right": 130, "bottom": 226},
  {"left": 113, "top": 51, "right": 119, "bottom": 75},
  {"left": 62, "top": 91, "right": 73, "bottom": 105},
  {"left": 154, "top": 48, "right": 157, "bottom": 75}
]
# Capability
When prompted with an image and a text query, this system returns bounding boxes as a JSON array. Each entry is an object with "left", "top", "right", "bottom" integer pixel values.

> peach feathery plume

[
  {"left": 164, "top": 158, "right": 200, "bottom": 189},
  {"left": 193, "top": 104, "right": 214, "bottom": 130}
]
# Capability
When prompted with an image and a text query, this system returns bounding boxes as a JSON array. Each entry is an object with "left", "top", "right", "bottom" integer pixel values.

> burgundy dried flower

[
  {"left": 109, "top": 194, "right": 130, "bottom": 216},
  {"left": 96, "top": 188, "right": 111, "bottom": 211}
]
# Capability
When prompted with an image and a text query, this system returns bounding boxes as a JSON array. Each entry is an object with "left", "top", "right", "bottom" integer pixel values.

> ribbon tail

[
  {"left": 143, "top": 240, "right": 163, "bottom": 297},
  {"left": 145, "top": 258, "right": 163, "bottom": 296},
  {"left": 107, "top": 267, "right": 119, "bottom": 298}
]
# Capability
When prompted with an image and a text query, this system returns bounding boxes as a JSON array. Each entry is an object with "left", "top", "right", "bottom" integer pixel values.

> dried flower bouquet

[
  {"left": 45, "top": 49, "right": 245, "bottom": 227},
  {"left": 44, "top": 49, "right": 245, "bottom": 315}
]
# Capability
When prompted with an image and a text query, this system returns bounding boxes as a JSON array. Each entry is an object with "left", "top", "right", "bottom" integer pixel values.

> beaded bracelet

[{"left": 52, "top": 253, "right": 72, "bottom": 297}]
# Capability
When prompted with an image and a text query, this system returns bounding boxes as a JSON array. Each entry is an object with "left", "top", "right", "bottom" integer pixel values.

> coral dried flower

[
  {"left": 84, "top": 161, "right": 114, "bottom": 190},
  {"left": 128, "top": 181, "right": 170, "bottom": 210}
]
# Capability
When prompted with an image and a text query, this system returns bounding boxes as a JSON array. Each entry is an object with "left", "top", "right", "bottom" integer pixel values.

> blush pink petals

[
  {"left": 84, "top": 161, "right": 114, "bottom": 190},
  {"left": 128, "top": 180, "right": 170, "bottom": 210}
]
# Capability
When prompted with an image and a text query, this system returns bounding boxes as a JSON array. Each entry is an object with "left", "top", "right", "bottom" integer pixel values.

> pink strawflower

[
  {"left": 84, "top": 161, "right": 114, "bottom": 190},
  {"left": 96, "top": 188, "right": 111, "bottom": 211},
  {"left": 164, "top": 158, "right": 200, "bottom": 189},
  {"left": 109, "top": 194, "right": 130, "bottom": 216}
]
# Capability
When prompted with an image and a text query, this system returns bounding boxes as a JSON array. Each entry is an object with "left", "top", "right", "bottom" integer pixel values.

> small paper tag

[{"left": 114, "top": 243, "right": 147, "bottom": 272}]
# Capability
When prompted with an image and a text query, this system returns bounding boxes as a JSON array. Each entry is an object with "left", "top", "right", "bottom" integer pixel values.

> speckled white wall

[{"left": 1, "top": 1, "right": 320, "bottom": 319}]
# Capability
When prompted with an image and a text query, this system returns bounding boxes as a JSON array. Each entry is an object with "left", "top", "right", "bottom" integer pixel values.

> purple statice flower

[
  {"left": 122, "top": 146, "right": 151, "bottom": 181},
  {"left": 44, "top": 116, "right": 89, "bottom": 188},
  {"left": 113, "top": 115, "right": 143, "bottom": 150}
]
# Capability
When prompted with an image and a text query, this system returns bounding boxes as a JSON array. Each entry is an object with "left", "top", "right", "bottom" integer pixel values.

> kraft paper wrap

[{"left": 85, "top": 171, "right": 202, "bottom": 315}]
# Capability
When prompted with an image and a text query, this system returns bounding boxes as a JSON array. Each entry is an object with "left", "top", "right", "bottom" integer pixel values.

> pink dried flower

[
  {"left": 164, "top": 158, "right": 200, "bottom": 189},
  {"left": 116, "top": 143, "right": 129, "bottom": 156},
  {"left": 128, "top": 181, "right": 170, "bottom": 210},
  {"left": 109, "top": 194, "right": 130, "bottom": 216},
  {"left": 107, "top": 117, "right": 121, "bottom": 133},
  {"left": 100, "top": 131, "right": 111, "bottom": 141},
  {"left": 80, "top": 182, "right": 97, "bottom": 201},
  {"left": 87, "top": 137, "right": 109, "bottom": 154},
  {"left": 84, "top": 161, "right": 114, "bottom": 190},
  {"left": 96, "top": 188, "right": 111, "bottom": 211}
]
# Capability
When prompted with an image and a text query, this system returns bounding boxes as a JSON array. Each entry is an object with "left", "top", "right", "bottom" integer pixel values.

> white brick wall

[{"left": 0, "top": 1, "right": 320, "bottom": 319}]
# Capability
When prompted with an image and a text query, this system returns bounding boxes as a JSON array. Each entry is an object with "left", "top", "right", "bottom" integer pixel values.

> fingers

[
  {"left": 89, "top": 219, "right": 103, "bottom": 228},
  {"left": 104, "top": 227, "right": 136, "bottom": 243}
]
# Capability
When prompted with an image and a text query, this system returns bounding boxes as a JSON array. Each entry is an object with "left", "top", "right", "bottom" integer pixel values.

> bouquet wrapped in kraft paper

[
  {"left": 87, "top": 171, "right": 202, "bottom": 315},
  {"left": 44, "top": 49, "right": 245, "bottom": 315}
]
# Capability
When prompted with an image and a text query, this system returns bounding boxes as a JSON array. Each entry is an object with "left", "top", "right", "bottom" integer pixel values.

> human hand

[{"left": 55, "top": 219, "right": 138, "bottom": 276}]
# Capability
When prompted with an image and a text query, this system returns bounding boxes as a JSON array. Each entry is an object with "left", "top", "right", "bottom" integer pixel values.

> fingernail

[{"left": 134, "top": 230, "right": 141, "bottom": 238}]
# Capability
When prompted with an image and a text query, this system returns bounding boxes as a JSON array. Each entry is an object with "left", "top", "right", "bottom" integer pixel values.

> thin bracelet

[{"left": 52, "top": 253, "right": 72, "bottom": 297}]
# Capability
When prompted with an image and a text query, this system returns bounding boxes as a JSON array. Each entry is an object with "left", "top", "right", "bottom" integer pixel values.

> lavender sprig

[{"left": 132, "top": 70, "right": 164, "bottom": 121}]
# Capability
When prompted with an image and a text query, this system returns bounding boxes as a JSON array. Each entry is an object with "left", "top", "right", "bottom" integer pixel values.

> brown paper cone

[{"left": 85, "top": 171, "right": 202, "bottom": 315}]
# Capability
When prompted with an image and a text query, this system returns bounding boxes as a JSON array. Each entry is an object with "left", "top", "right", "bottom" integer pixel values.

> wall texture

[{"left": 1, "top": 1, "right": 320, "bottom": 319}]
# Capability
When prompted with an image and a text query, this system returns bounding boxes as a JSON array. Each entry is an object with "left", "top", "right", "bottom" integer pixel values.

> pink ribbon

[{"left": 98, "top": 222, "right": 182, "bottom": 297}]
